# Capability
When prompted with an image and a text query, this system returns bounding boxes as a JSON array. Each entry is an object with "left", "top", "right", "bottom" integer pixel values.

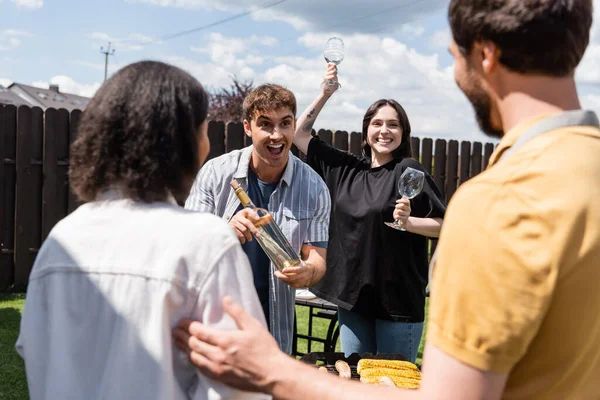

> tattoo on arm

[
  {"left": 303, "top": 109, "right": 317, "bottom": 132},
  {"left": 303, "top": 119, "right": 315, "bottom": 133}
]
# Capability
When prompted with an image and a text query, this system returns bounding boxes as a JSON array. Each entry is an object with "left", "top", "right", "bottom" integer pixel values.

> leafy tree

[{"left": 207, "top": 75, "right": 254, "bottom": 122}]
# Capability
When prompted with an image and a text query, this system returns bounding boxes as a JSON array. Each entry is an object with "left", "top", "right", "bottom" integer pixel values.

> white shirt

[{"left": 16, "top": 191, "right": 271, "bottom": 400}]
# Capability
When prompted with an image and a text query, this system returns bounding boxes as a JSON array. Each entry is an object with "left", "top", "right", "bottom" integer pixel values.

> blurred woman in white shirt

[{"left": 16, "top": 60, "right": 269, "bottom": 400}]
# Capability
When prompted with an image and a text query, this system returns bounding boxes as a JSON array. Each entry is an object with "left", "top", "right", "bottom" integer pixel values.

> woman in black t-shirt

[{"left": 294, "top": 64, "right": 446, "bottom": 362}]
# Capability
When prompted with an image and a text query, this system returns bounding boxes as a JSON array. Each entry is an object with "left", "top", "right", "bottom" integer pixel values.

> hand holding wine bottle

[
  {"left": 228, "top": 208, "right": 261, "bottom": 244},
  {"left": 274, "top": 261, "right": 317, "bottom": 289}
]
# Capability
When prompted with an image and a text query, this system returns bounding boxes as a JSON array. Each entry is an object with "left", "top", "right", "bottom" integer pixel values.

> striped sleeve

[
  {"left": 306, "top": 182, "right": 331, "bottom": 244},
  {"left": 184, "top": 161, "right": 218, "bottom": 214}
]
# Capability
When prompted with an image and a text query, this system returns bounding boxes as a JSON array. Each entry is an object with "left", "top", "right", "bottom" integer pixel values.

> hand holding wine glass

[
  {"left": 321, "top": 63, "right": 339, "bottom": 95},
  {"left": 324, "top": 37, "right": 344, "bottom": 88},
  {"left": 385, "top": 167, "right": 425, "bottom": 231}
]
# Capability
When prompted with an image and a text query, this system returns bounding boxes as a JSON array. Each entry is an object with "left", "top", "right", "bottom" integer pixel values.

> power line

[{"left": 119, "top": 0, "right": 288, "bottom": 46}]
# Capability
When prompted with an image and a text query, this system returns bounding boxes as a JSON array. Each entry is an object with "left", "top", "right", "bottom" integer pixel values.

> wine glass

[
  {"left": 384, "top": 167, "right": 425, "bottom": 231},
  {"left": 324, "top": 37, "right": 344, "bottom": 87}
]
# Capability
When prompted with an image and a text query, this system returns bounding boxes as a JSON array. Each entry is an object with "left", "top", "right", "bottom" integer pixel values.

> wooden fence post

[
  {"left": 0, "top": 105, "right": 17, "bottom": 289},
  {"left": 42, "top": 108, "right": 70, "bottom": 242},
  {"left": 14, "top": 106, "right": 44, "bottom": 286}
]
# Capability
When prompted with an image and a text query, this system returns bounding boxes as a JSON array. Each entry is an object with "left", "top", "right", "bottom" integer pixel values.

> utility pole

[{"left": 100, "top": 42, "right": 115, "bottom": 82}]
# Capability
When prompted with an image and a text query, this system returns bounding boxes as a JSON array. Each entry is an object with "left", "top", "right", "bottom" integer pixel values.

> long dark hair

[
  {"left": 362, "top": 99, "right": 412, "bottom": 161},
  {"left": 69, "top": 60, "right": 209, "bottom": 203}
]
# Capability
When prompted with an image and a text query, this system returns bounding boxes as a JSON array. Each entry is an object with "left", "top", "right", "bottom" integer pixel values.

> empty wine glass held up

[{"left": 324, "top": 37, "right": 344, "bottom": 87}]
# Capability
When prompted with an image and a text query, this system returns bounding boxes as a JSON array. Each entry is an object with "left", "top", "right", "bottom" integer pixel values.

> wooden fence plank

[
  {"left": 433, "top": 139, "right": 447, "bottom": 200},
  {"left": 459, "top": 141, "right": 471, "bottom": 186},
  {"left": 226, "top": 122, "right": 245, "bottom": 152},
  {"left": 483, "top": 143, "right": 495, "bottom": 170},
  {"left": 14, "top": 106, "right": 44, "bottom": 286},
  {"left": 446, "top": 140, "right": 459, "bottom": 201},
  {"left": 421, "top": 138, "right": 433, "bottom": 175},
  {"left": 350, "top": 131, "right": 362, "bottom": 156},
  {"left": 206, "top": 121, "right": 225, "bottom": 163},
  {"left": 67, "top": 109, "right": 82, "bottom": 213},
  {"left": 470, "top": 142, "right": 483, "bottom": 178},
  {"left": 333, "top": 130, "right": 348, "bottom": 151},
  {"left": 411, "top": 137, "right": 420, "bottom": 162},
  {"left": 0, "top": 105, "right": 17, "bottom": 289},
  {"left": 42, "top": 108, "right": 70, "bottom": 242},
  {"left": 56, "top": 108, "right": 71, "bottom": 225},
  {"left": 318, "top": 129, "right": 332, "bottom": 146}
]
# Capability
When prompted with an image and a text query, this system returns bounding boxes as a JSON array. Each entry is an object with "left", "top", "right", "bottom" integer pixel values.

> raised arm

[{"left": 293, "top": 63, "right": 339, "bottom": 154}]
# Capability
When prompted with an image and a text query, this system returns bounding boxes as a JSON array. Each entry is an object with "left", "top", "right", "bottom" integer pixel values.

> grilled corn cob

[
  {"left": 356, "top": 359, "right": 420, "bottom": 374},
  {"left": 359, "top": 367, "right": 422, "bottom": 380}
]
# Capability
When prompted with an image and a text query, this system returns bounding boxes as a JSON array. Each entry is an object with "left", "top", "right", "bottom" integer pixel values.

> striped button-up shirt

[{"left": 185, "top": 146, "right": 331, "bottom": 354}]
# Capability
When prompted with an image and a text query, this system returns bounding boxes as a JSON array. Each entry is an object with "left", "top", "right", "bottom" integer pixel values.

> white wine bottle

[{"left": 231, "top": 180, "right": 301, "bottom": 271}]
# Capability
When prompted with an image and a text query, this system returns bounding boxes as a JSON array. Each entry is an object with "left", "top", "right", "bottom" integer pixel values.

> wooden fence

[{"left": 0, "top": 105, "right": 495, "bottom": 290}]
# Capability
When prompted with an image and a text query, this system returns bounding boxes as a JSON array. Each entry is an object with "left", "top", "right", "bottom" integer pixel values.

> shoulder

[
  {"left": 398, "top": 157, "right": 428, "bottom": 174},
  {"left": 291, "top": 154, "right": 329, "bottom": 191},
  {"left": 166, "top": 206, "right": 236, "bottom": 243},
  {"left": 202, "top": 147, "right": 250, "bottom": 175},
  {"left": 308, "top": 136, "right": 366, "bottom": 165}
]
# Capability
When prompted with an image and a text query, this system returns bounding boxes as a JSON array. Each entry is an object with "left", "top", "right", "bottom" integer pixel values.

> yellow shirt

[{"left": 428, "top": 114, "right": 600, "bottom": 399}]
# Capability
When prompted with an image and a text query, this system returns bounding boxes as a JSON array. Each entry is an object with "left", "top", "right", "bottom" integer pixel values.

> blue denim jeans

[{"left": 337, "top": 308, "right": 424, "bottom": 362}]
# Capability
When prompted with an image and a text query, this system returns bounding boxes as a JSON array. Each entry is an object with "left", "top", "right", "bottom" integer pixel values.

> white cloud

[
  {"left": 9, "top": 0, "right": 43, "bottom": 9},
  {"left": 428, "top": 29, "right": 450, "bottom": 50},
  {"left": 249, "top": 35, "right": 278, "bottom": 47},
  {"left": 0, "top": 29, "right": 31, "bottom": 51},
  {"left": 88, "top": 32, "right": 162, "bottom": 52},
  {"left": 32, "top": 76, "right": 101, "bottom": 98},
  {"left": 0, "top": 78, "right": 13, "bottom": 87},
  {"left": 401, "top": 24, "right": 425, "bottom": 38},
  {"left": 190, "top": 32, "right": 275, "bottom": 68}
]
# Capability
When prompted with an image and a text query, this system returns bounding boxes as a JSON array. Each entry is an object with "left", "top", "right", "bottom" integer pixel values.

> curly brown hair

[
  {"left": 69, "top": 60, "right": 209, "bottom": 203},
  {"left": 242, "top": 83, "right": 296, "bottom": 122},
  {"left": 448, "top": 0, "right": 593, "bottom": 76}
]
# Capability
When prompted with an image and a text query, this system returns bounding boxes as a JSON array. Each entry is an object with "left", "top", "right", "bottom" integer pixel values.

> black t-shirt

[{"left": 306, "top": 137, "right": 446, "bottom": 322}]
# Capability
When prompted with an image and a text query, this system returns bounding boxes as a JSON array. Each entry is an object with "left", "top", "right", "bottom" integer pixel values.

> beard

[
  {"left": 457, "top": 64, "right": 504, "bottom": 139},
  {"left": 468, "top": 89, "right": 504, "bottom": 139}
]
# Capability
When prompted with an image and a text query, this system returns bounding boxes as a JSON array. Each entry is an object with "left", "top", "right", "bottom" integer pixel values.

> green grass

[
  {"left": 0, "top": 296, "right": 429, "bottom": 399},
  {"left": 0, "top": 294, "right": 27, "bottom": 400}
]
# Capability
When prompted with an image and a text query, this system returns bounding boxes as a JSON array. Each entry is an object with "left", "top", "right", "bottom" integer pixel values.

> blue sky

[{"left": 1, "top": 0, "right": 599, "bottom": 142}]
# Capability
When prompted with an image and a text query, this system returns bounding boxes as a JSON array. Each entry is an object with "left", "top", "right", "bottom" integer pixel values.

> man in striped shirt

[{"left": 185, "top": 83, "right": 331, "bottom": 355}]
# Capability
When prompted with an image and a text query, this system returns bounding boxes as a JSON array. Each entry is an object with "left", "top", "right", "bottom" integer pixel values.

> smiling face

[
  {"left": 366, "top": 105, "right": 403, "bottom": 163},
  {"left": 244, "top": 107, "right": 296, "bottom": 179}
]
